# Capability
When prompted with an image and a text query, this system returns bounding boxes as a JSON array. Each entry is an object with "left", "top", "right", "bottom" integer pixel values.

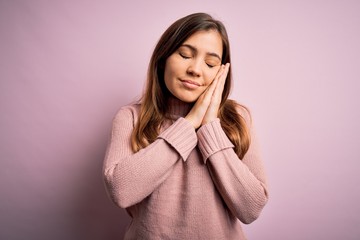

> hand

[{"left": 185, "top": 63, "right": 230, "bottom": 129}]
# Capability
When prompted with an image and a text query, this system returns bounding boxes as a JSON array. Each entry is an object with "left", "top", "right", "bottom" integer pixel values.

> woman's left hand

[
  {"left": 185, "top": 63, "right": 230, "bottom": 129},
  {"left": 201, "top": 63, "right": 230, "bottom": 125}
]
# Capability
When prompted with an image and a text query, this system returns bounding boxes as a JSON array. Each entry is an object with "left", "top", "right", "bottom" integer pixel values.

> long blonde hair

[{"left": 131, "top": 13, "right": 250, "bottom": 159}]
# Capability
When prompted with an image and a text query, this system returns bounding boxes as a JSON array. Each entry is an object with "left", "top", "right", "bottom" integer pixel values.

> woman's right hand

[{"left": 185, "top": 63, "right": 230, "bottom": 129}]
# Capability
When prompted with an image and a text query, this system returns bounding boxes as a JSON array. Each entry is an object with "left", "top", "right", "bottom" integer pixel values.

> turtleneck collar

[{"left": 166, "top": 96, "right": 194, "bottom": 118}]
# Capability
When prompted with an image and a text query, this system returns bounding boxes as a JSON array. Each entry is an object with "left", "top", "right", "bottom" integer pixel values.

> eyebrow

[{"left": 180, "top": 44, "right": 222, "bottom": 61}]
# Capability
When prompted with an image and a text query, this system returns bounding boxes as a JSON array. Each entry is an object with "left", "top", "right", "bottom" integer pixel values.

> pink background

[{"left": 1, "top": 1, "right": 360, "bottom": 239}]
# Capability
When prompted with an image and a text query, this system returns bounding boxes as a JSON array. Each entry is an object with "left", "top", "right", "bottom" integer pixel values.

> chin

[
  {"left": 170, "top": 88, "right": 202, "bottom": 103},
  {"left": 176, "top": 93, "right": 200, "bottom": 103}
]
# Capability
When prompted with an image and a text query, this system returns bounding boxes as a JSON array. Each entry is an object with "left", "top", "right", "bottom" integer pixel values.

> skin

[{"left": 164, "top": 30, "right": 230, "bottom": 129}]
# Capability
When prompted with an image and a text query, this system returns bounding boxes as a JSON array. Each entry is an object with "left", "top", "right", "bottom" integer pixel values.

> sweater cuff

[
  {"left": 197, "top": 119, "right": 234, "bottom": 163},
  {"left": 158, "top": 118, "right": 197, "bottom": 161}
]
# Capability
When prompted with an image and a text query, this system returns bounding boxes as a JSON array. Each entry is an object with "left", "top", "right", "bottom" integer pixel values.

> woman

[{"left": 103, "top": 12, "right": 269, "bottom": 239}]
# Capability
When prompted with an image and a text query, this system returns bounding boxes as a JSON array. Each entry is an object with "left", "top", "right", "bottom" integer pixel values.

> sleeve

[
  {"left": 196, "top": 113, "right": 269, "bottom": 224},
  {"left": 103, "top": 107, "right": 197, "bottom": 208}
]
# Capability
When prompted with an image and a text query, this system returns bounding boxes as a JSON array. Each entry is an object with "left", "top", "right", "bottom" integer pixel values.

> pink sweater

[{"left": 103, "top": 98, "right": 269, "bottom": 240}]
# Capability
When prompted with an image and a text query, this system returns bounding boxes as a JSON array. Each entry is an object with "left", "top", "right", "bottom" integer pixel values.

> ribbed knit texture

[
  {"left": 197, "top": 118, "right": 234, "bottom": 163},
  {"left": 158, "top": 118, "right": 197, "bottom": 161},
  {"left": 103, "top": 99, "right": 269, "bottom": 240}
]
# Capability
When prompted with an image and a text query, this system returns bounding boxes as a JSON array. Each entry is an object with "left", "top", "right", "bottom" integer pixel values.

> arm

[
  {"left": 103, "top": 107, "right": 197, "bottom": 208},
  {"left": 197, "top": 117, "right": 269, "bottom": 224},
  {"left": 184, "top": 63, "right": 268, "bottom": 223}
]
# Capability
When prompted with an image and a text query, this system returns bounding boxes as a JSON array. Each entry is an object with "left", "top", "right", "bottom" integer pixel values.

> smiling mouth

[
  {"left": 180, "top": 79, "right": 201, "bottom": 86},
  {"left": 180, "top": 79, "right": 202, "bottom": 90}
]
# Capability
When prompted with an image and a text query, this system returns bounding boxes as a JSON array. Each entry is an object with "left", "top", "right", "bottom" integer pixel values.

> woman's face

[{"left": 164, "top": 30, "right": 223, "bottom": 103}]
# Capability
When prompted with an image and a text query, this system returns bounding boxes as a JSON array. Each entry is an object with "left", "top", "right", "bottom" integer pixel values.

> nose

[{"left": 186, "top": 59, "right": 201, "bottom": 77}]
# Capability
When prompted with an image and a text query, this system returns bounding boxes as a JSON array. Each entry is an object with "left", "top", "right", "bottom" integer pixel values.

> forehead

[{"left": 182, "top": 30, "right": 223, "bottom": 56}]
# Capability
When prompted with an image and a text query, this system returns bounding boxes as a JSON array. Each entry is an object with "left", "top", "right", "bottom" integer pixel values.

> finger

[
  {"left": 216, "top": 63, "right": 230, "bottom": 92},
  {"left": 201, "top": 64, "right": 225, "bottom": 101},
  {"left": 213, "top": 64, "right": 226, "bottom": 83},
  {"left": 213, "top": 63, "right": 230, "bottom": 101},
  {"left": 192, "top": 64, "right": 226, "bottom": 113}
]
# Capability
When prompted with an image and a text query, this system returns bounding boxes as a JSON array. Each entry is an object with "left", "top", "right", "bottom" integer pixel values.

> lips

[{"left": 180, "top": 79, "right": 202, "bottom": 89}]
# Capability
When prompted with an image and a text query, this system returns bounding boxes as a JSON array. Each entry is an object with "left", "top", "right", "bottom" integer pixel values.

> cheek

[
  {"left": 164, "top": 70, "right": 173, "bottom": 92},
  {"left": 164, "top": 57, "right": 178, "bottom": 81},
  {"left": 164, "top": 62, "right": 174, "bottom": 85},
  {"left": 204, "top": 69, "right": 219, "bottom": 86}
]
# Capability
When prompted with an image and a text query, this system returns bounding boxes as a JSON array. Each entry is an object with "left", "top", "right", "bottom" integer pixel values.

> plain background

[{"left": 1, "top": 0, "right": 360, "bottom": 239}]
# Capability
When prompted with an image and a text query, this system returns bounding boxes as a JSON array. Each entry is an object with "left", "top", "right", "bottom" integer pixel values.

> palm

[{"left": 185, "top": 63, "right": 230, "bottom": 129}]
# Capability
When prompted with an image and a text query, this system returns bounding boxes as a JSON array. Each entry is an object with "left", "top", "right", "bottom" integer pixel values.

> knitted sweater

[{"left": 103, "top": 98, "right": 269, "bottom": 240}]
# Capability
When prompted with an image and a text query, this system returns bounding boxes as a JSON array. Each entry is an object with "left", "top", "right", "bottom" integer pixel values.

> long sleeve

[
  {"left": 196, "top": 116, "right": 269, "bottom": 224},
  {"left": 103, "top": 106, "right": 197, "bottom": 208}
]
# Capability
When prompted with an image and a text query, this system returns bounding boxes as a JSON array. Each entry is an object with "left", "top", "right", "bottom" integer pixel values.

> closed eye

[{"left": 179, "top": 52, "right": 191, "bottom": 59}]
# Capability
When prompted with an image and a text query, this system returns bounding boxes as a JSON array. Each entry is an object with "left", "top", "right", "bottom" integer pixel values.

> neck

[{"left": 167, "top": 96, "right": 193, "bottom": 118}]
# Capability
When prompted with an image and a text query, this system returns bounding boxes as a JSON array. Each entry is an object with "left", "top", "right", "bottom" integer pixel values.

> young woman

[{"left": 103, "top": 12, "right": 269, "bottom": 239}]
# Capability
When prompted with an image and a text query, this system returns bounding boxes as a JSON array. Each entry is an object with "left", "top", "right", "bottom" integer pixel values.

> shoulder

[{"left": 112, "top": 101, "right": 141, "bottom": 127}]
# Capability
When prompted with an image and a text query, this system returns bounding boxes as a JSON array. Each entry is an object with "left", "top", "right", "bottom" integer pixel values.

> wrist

[{"left": 184, "top": 115, "right": 198, "bottom": 129}]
